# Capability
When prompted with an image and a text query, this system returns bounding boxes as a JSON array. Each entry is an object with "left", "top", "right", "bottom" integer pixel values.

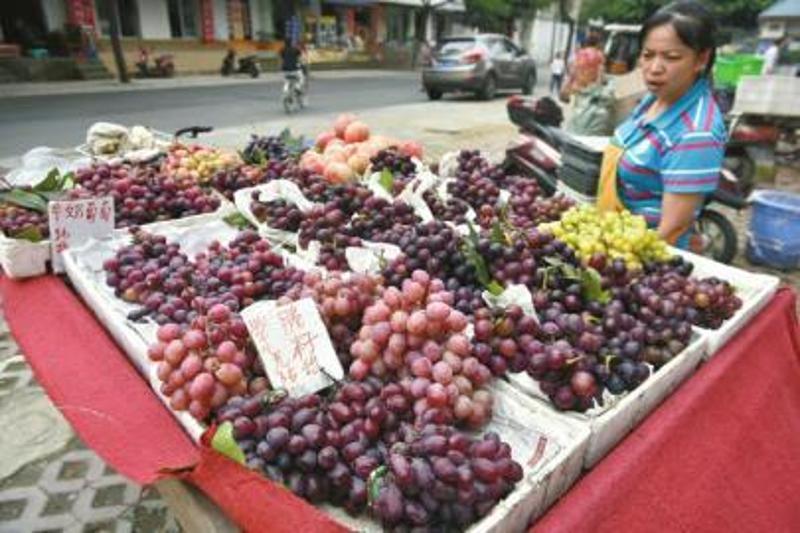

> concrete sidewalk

[{"left": 0, "top": 70, "right": 415, "bottom": 99}]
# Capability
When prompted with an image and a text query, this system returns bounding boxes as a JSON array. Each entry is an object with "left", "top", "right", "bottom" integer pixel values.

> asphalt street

[{"left": 0, "top": 72, "right": 429, "bottom": 159}]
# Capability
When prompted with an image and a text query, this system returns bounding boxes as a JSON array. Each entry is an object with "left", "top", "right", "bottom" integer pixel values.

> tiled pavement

[{"left": 0, "top": 337, "right": 181, "bottom": 533}]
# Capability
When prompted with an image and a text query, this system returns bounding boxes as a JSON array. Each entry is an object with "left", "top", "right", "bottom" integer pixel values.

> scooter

[
  {"left": 282, "top": 69, "right": 308, "bottom": 114},
  {"left": 504, "top": 95, "right": 746, "bottom": 264},
  {"left": 135, "top": 49, "right": 175, "bottom": 78},
  {"left": 220, "top": 50, "right": 260, "bottom": 78}
]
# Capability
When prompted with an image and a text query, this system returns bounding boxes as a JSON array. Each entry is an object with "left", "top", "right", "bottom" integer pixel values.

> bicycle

[{"left": 282, "top": 69, "right": 307, "bottom": 114}]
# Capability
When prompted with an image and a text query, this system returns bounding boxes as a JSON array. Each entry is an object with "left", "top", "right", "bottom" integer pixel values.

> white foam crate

[
  {"left": 732, "top": 76, "right": 800, "bottom": 118},
  {"left": 508, "top": 332, "right": 708, "bottom": 468},
  {"left": 322, "top": 379, "right": 590, "bottom": 532},
  {"left": 671, "top": 247, "right": 781, "bottom": 359},
  {"left": 61, "top": 216, "right": 245, "bottom": 442},
  {"left": 0, "top": 234, "right": 50, "bottom": 279}
]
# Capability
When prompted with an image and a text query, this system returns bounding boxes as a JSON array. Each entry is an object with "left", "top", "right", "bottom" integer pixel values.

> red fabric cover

[
  {"left": 532, "top": 288, "right": 800, "bottom": 533},
  {"left": 0, "top": 275, "right": 345, "bottom": 533},
  {"left": 0, "top": 275, "right": 198, "bottom": 484}
]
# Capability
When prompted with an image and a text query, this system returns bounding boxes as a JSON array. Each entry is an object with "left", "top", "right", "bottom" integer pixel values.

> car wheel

[
  {"left": 426, "top": 88, "right": 443, "bottom": 101},
  {"left": 478, "top": 73, "right": 497, "bottom": 100},
  {"left": 522, "top": 70, "right": 536, "bottom": 95}
]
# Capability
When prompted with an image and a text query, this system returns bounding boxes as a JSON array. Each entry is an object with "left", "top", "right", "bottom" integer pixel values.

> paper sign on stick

[
  {"left": 241, "top": 298, "right": 344, "bottom": 397},
  {"left": 48, "top": 197, "right": 114, "bottom": 272}
]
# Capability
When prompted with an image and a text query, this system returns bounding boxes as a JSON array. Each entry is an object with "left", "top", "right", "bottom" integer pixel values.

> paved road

[{"left": 0, "top": 72, "right": 429, "bottom": 159}]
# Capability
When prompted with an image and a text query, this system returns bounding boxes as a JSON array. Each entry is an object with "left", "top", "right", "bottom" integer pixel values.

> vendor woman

[{"left": 598, "top": 1, "right": 726, "bottom": 248}]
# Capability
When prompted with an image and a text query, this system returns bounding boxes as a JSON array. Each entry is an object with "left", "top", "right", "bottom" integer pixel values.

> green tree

[{"left": 582, "top": 0, "right": 773, "bottom": 29}]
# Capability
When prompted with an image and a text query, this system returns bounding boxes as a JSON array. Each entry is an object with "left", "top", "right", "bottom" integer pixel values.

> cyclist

[{"left": 281, "top": 39, "right": 307, "bottom": 105}]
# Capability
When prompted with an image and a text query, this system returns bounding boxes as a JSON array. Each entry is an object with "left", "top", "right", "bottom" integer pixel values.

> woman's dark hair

[{"left": 639, "top": 1, "right": 717, "bottom": 76}]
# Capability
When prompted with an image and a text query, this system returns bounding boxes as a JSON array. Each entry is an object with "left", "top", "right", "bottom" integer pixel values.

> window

[
  {"left": 168, "top": 0, "right": 199, "bottom": 38},
  {"left": 503, "top": 39, "right": 519, "bottom": 55},
  {"left": 95, "top": 0, "right": 140, "bottom": 37}
]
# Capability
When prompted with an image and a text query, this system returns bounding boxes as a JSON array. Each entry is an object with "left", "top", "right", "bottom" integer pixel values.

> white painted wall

[
  {"left": 42, "top": 0, "right": 67, "bottom": 31},
  {"left": 137, "top": 0, "right": 171, "bottom": 39},
  {"left": 529, "top": 15, "right": 571, "bottom": 65},
  {"left": 213, "top": 0, "right": 228, "bottom": 40}
]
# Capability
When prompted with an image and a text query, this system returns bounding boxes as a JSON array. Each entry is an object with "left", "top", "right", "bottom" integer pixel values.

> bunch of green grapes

[{"left": 541, "top": 205, "right": 672, "bottom": 270}]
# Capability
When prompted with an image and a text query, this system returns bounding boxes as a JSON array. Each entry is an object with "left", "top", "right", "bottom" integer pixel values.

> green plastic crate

[{"left": 714, "top": 54, "right": 764, "bottom": 88}]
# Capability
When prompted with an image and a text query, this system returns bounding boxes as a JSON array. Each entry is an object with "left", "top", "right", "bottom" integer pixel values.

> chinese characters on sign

[
  {"left": 242, "top": 298, "right": 344, "bottom": 397},
  {"left": 48, "top": 197, "right": 114, "bottom": 272}
]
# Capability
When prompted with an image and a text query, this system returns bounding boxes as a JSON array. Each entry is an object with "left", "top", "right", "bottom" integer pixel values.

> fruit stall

[{"left": 0, "top": 115, "right": 798, "bottom": 532}]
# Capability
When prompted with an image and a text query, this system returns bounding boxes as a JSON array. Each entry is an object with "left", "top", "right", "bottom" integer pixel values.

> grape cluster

[
  {"left": 380, "top": 222, "right": 484, "bottom": 315},
  {"left": 472, "top": 305, "right": 539, "bottom": 376},
  {"left": 348, "top": 197, "right": 421, "bottom": 241},
  {"left": 543, "top": 205, "right": 671, "bottom": 270},
  {"left": 476, "top": 229, "right": 580, "bottom": 292},
  {"left": 192, "top": 230, "right": 305, "bottom": 313},
  {"left": 685, "top": 276, "right": 742, "bottom": 329},
  {"left": 210, "top": 164, "right": 274, "bottom": 200},
  {"left": 372, "top": 424, "right": 523, "bottom": 529},
  {"left": 370, "top": 147, "right": 417, "bottom": 195},
  {"left": 422, "top": 190, "right": 470, "bottom": 225},
  {"left": 241, "top": 134, "right": 295, "bottom": 165},
  {"left": 349, "top": 270, "right": 494, "bottom": 429},
  {"left": 103, "top": 228, "right": 196, "bottom": 324},
  {"left": 225, "top": 378, "right": 413, "bottom": 515},
  {"left": 147, "top": 304, "right": 267, "bottom": 421},
  {"left": 280, "top": 272, "right": 382, "bottom": 367},
  {"left": 0, "top": 203, "right": 49, "bottom": 239},
  {"left": 72, "top": 163, "right": 221, "bottom": 227},
  {"left": 249, "top": 195, "right": 305, "bottom": 232},
  {"left": 297, "top": 203, "right": 360, "bottom": 249}
]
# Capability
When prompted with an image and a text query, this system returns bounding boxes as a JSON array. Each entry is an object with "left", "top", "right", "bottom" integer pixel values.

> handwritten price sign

[
  {"left": 48, "top": 197, "right": 114, "bottom": 272},
  {"left": 242, "top": 298, "right": 344, "bottom": 397}
]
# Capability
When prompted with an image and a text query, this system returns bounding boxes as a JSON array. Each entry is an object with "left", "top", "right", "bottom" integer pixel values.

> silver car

[{"left": 422, "top": 34, "right": 537, "bottom": 100}]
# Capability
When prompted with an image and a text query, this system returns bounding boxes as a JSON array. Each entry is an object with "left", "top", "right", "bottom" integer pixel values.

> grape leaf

[
  {"left": 487, "top": 280, "right": 505, "bottom": 296},
  {"left": 33, "top": 168, "right": 61, "bottom": 192},
  {"left": 581, "top": 267, "right": 611, "bottom": 304},
  {"left": 210, "top": 422, "right": 246, "bottom": 465},
  {"left": 367, "top": 465, "right": 388, "bottom": 507},
  {"left": 378, "top": 169, "right": 394, "bottom": 194},
  {"left": 0, "top": 190, "right": 48, "bottom": 213},
  {"left": 223, "top": 212, "right": 253, "bottom": 229},
  {"left": 10, "top": 226, "right": 44, "bottom": 242}
]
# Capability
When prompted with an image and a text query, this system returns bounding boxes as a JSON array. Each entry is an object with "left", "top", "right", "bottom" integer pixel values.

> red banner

[{"left": 200, "top": 0, "right": 215, "bottom": 43}]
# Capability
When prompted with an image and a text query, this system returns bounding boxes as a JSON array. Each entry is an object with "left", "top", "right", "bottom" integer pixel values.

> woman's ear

[{"left": 696, "top": 49, "right": 712, "bottom": 74}]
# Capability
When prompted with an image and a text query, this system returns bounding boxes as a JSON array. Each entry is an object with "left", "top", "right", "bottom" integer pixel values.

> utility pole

[{"left": 108, "top": 0, "right": 129, "bottom": 83}]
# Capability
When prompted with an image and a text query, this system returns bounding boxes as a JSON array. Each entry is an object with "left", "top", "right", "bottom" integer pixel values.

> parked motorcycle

[
  {"left": 504, "top": 96, "right": 746, "bottom": 264},
  {"left": 135, "top": 49, "right": 175, "bottom": 78},
  {"left": 220, "top": 50, "right": 260, "bottom": 78}
]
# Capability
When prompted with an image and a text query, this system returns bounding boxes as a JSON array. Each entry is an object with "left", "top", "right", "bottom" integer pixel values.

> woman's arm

[{"left": 658, "top": 192, "right": 703, "bottom": 244}]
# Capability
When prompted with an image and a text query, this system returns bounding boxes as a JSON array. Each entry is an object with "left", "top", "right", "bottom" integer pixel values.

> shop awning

[
  {"left": 323, "top": 0, "right": 377, "bottom": 6},
  {"left": 378, "top": 0, "right": 466, "bottom": 12}
]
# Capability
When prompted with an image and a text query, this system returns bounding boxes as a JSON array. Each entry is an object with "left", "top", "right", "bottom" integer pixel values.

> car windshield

[{"left": 436, "top": 39, "right": 477, "bottom": 56}]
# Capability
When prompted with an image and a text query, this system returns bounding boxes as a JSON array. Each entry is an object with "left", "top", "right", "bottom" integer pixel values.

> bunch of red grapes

[
  {"left": 370, "top": 147, "right": 418, "bottom": 195},
  {"left": 0, "top": 202, "right": 49, "bottom": 239}
]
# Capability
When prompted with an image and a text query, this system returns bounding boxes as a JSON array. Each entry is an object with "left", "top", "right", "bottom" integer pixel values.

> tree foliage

[
  {"left": 582, "top": 0, "right": 774, "bottom": 29},
  {"left": 464, "top": 0, "right": 552, "bottom": 32}
]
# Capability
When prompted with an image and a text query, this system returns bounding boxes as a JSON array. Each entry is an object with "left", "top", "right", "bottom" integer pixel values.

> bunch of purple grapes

[
  {"left": 72, "top": 163, "right": 221, "bottom": 227},
  {"left": 249, "top": 195, "right": 305, "bottom": 232},
  {"left": 191, "top": 229, "right": 305, "bottom": 314},
  {"left": 348, "top": 197, "right": 421, "bottom": 241},
  {"left": 471, "top": 305, "right": 539, "bottom": 376},
  {"left": 372, "top": 424, "right": 524, "bottom": 529},
  {"left": 241, "top": 134, "right": 295, "bottom": 165},
  {"left": 210, "top": 164, "right": 273, "bottom": 200},
  {"left": 369, "top": 147, "right": 417, "bottom": 195},
  {"left": 0, "top": 202, "right": 49, "bottom": 239},
  {"left": 422, "top": 190, "right": 470, "bottom": 225},
  {"left": 684, "top": 276, "right": 742, "bottom": 329},
  {"left": 447, "top": 152, "right": 503, "bottom": 212},
  {"left": 103, "top": 228, "right": 196, "bottom": 324}
]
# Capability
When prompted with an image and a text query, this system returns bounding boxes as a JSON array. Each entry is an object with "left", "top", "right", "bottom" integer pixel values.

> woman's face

[{"left": 639, "top": 23, "right": 710, "bottom": 104}]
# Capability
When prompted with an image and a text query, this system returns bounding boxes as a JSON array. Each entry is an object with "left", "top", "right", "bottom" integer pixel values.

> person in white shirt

[
  {"left": 761, "top": 36, "right": 788, "bottom": 75},
  {"left": 550, "top": 51, "right": 566, "bottom": 94}
]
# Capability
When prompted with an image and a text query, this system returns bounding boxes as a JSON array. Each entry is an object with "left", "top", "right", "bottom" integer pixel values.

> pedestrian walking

[{"left": 550, "top": 51, "right": 565, "bottom": 94}]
